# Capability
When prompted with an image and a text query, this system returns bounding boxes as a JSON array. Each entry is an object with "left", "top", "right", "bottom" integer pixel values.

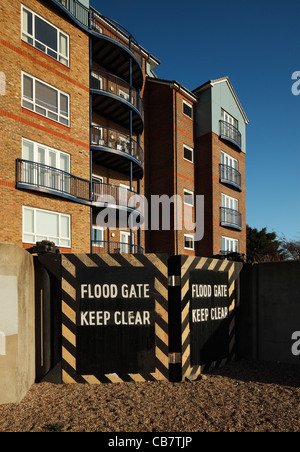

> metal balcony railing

[
  {"left": 91, "top": 125, "right": 143, "bottom": 165},
  {"left": 90, "top": 69, "right": 143, "bottom": 116},
  {"left": 54, "top": 1, "right": 143, "bottom": 68},
  {"left": 17, "top": 159, "right": 91, "bottom": 201},
  {"left": 92, "top": 240, "right": 144, "bottom": 254},
  {"left": 56, "top": 0, "right": 90, "bottom": 27},
  {"left": 220, "top": 207, "right": 242, "bottom": 230},
  {"left": 219, "top": 120, "right": 242, "bottom": 149},
  {"left": 90, "top": 9, "right": 143, "bottom": 68},
  {"left": 93, "top": 181, "right": 143, "bottom": 215},
  {"left": 219, "top": 164, "right": 242, "bottom": 191},
  {"left": 17, "top": 160, "right": 143, "bottom": 215}
]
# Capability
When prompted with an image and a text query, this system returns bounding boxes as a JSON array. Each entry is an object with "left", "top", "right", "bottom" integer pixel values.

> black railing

[
  {"left": 17, "top": 159, "right": 90, "bottom": 201},
  {"left": 90, "top": 9, "right": 143, "bottom": 68},
  {"left": 53, "top": 1, "right": 143, "bottom": 67},
  {"left": 219, "top": 120, "right": 242, "bottom": 149},
  {"left": 220, "top": 207, "right": 242, "bottom": 230},
  {"left": 219, "top": 164, "right": 242, "bottom": 191},
  {"left": 17, "top": 160, "right": 143, "bottom": 215},
  {"left": 93, "top": 181, "right": 143, "bottom": 215},
  {"left": 90, "top": 69, "right": 143, "bottom": 115},
  {"left": 91, "top": 125, "right": 143, "bottom": 165},
  {"left": 56, "top": 0, "right": 90, "bottom": 27},
  {"left": 92, "top": 240, "right": 144, "bottom": 254}
]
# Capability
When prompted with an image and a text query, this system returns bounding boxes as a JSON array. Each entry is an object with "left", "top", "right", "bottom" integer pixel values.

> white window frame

[
  {"left": 183, "top": 144, "right": 194, "bottom": 163},
  {"left": 21, "top": 138, "right": 71, "bottom": 191},
  {"left": 183, "top": 100, "right": 193, "bottom": 119},
  {"left": 221, "top": 193, "right": 238, "bottom": 211},
  {"left": 221, "top": 109, "right": 238, "bottom": 128},
  {"left": 22, "top": 72, "right": 70, "bottom": 126},
  {"left": 22, "top": 138, "right": 70, "bottom": 170},
  {"left": 184, "top": 189, "right": 194, "bottom": 207},
  {"left": 221, "top": 151, "right": 238, "bottom": 169},
  {"left": 21, "top": 5, "right": 69, "bottom": 67},
  {"left": 120, "top": 231, "right": 133, "bottom": 253},
  {"left": 91, "top": 71, "right": 103, "bottom": 90},
  {"left": 22, "top": 206, "right": 71, "bottom": 248},
  {"left": 92, "top": 225, "right": 104, "bottom": 246},
  {"left": 222, "top": 236, "right": 239, "bottom": 253},
  {"left": 184, "top": 234, "right": 195, "bottom": 251},
  {"left": 91, "top": 124, "right": 103, "bottom": 146}
]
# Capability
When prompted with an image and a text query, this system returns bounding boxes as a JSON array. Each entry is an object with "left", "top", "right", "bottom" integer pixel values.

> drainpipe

[
  {"left": 129, "top": 57, "right": 134, "bottom": 252},
  {"left": 89, "top": 37, "right": 93, "bottom": 253},
  {"left": 172, "top": 84, "right": 180, "bottom": 256}
]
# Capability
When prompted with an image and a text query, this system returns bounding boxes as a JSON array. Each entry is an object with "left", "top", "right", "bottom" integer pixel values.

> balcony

[
  {"left": 16, "top": 160, "right": 143, "bottom": 219},
  {"left": 51, "top": 1, "right": 143, "bottom": 89},
  {"left": 16, "top": 159, "right": 90, "bottom": 204},
  {"left": 93, "top": 181, "right": 144, "bottom": 218},
  {"left": 92, "top": 240, "right": 144, "bottom": 254},
  {"left": 220, "top": 207, "right": 242, "bottom": 231},
  {"left": 219, "top": 164, "right": 242, "bottom": 191},
  {"left": 91, "top": 125, "right": 143, "bottom": 178},
  {"left": 90, "top": 70, "right": 143, "bottom": 134},
  {"left": 219, "top": 120, "right": 242, "bottom": 150},
  {"left": 90, "top": 9, "right": 143, "bottom": 89}
]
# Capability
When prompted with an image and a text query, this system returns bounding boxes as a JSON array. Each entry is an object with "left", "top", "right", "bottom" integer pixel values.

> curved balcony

[
  {"left": 219, "top": 120, "right": 242, "bottom": 150},
  {"left": 90, "top": 9, "right": 143, "bottom": 90},
  {"left": 220, "top": 207, "right": 242, "bottom": 231},
  {"left": 92, "top": 181, "right": 144, "bottom": 219},
  {"left": 92, "top": 240, "right": 144, "bottom": 255},
  {"left": 219, "top": 164, "right": 242, "bottom": 191},
  {"left": 51, "top": 1, "right": 143, "bottom": 89},
  {"left": 16, "top": 160, "right": 143, "bottom": 220},
  {"left": 91, "top": 125, "right": 143, "bottom": 178},
  {"left": 90, "top": 70, "right": 143, "bottom": 134}
]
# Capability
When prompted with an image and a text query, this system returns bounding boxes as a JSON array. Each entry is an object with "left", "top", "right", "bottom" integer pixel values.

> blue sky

[{"left": 93, "top": 0, "right": 300, "bottom": 241}]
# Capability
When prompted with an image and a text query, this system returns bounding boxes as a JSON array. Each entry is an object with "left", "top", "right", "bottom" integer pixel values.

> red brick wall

[{"left": 195, "top": 131, "right": 246, "bottom": 257}]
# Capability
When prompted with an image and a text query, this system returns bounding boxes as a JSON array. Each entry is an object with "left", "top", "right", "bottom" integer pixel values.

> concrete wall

[
  {"left": 0, "top": 243, "right": 35, "bottom": 404},
  {"left": 237, "top": 261, "right": 300, "bottom": 365}
]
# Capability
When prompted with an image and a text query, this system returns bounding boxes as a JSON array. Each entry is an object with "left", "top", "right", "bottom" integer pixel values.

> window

[
  {"left": 221, "top": 151, "right": 238, "bottom": 169},
  {"left": 184, "top": 234, "right": 195, "bottom": 250},
  {"left": 92, "top": 226, "right": 104, "bottom": 244},
  {"left": 22, "top": 138, "right": 70, "bottom": 191},
  {"left": 222, "top": 236, "right": 239, "bottom": 253},
  {"left": 91, "top": 125, "right": 103, "bottom": 146},
  {"left": 183, "top": 100, "right": 193, "bottom": 119},
  {"left": 22, "top": 72, "right": 70, "bottom": 126},
  {"left": 221, "top": 109, "right": 238, "bottom": 128},
  {"left": 23, "top": 206, "right": 71, "bottom": 247},
  {"left": 120, "top": 231, "right": 132, "bottom": 253},
  {"left": 221, "top": 193, "right": 238, "bottom": 211},
  {"left": 22, "top": 5, "right": 69, "bottom": 66},
  {"left": 91, "top": 71, "right": 103, "bottom": 91},
  {"left": 183, "top": 145, "right": 194, "bottom": 163},
  {"left": 184, "top": 189, "right": 194, "bottom": 206}
]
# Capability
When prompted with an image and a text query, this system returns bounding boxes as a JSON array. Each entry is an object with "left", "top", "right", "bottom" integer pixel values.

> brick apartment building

[
  {"left": 144, "top": 77, "right": 248, "bottom": 257},
  {"left": 0, "top": 0, "right": 248, "bottom": 258}
]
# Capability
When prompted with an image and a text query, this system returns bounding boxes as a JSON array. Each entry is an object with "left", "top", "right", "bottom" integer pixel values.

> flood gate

[
  {"left": 61, "top": 253, "right": 169, "bottom": 383},
  {"left": 34, "top": 253, "right": 243, "bottom": 383}
]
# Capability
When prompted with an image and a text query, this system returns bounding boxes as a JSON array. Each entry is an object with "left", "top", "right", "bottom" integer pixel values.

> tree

[
  {"left": 246, "top": 225, "right": 284, "bottom": 263},
  {"left": 279, "top": 236, "right": 300, "bottom": 260}
]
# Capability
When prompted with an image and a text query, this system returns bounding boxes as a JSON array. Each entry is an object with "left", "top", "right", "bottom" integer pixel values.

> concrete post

[{"left": 0, "top": 243, "right": 35, "bottom": 404}]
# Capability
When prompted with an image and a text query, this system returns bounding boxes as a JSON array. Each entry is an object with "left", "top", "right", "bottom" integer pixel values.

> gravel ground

[{"left": 0, "top": 360, "right": 299, "bottom": 432}]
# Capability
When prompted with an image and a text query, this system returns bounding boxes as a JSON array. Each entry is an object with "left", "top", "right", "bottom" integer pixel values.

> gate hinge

[
  {"left": 169, "top": 353, "right": 182, "bottom": 364},
  {"left": 168, "top": 275, "right": 181, "bottom": 287}
]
